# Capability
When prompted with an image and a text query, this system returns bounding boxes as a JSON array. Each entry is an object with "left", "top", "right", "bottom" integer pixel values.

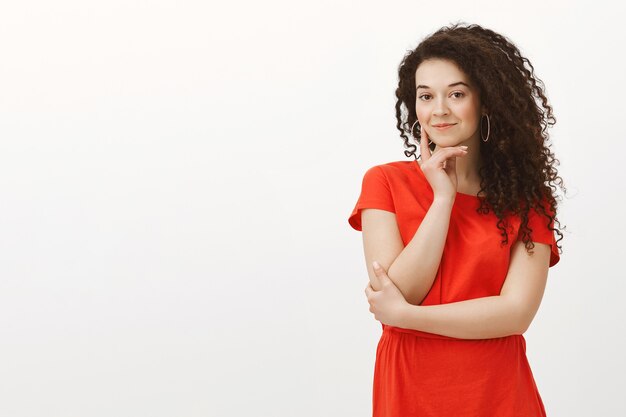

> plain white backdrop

[{"left": 0, "top": 1, "right": 623, "bottom": 416}]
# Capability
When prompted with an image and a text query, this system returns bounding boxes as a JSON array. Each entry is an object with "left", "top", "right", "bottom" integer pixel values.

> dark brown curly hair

[{"left": 395, "top": 22, "right": 565, "bottom": 258}]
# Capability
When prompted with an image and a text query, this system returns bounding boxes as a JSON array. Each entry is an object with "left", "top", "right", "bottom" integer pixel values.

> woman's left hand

[{"left": 365, "top": 261, "right": 411, "bottom": 328}]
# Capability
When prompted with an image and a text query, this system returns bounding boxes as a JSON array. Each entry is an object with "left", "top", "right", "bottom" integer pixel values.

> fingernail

[
  {"left": 461, "top": 145, "right": 468, "bottom": 149},
  {"left": 373, "top": 261, "right": 380, "bottom": 269}
]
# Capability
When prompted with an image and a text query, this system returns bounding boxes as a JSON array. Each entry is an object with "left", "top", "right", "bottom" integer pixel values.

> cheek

[
  {"left": 415, "top": 109, "right": 429, "bottom": 122},
  {"left": 458, "top": 107, "right": 481, "bottom": 127},
  {"left": 456, "top": 102, "right": 477, "bottom": 118}
]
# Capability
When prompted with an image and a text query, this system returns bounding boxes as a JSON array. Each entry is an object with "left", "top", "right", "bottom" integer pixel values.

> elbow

[
  {"left": 514, "top": 308, "right": 534, "bottom": 335},
  {"left": 383, "top": 270, "right": 424, "bottom": 306},
  {"left": 402, "top": 283, "right": 428, "bottom": 306},
  {"left": 391, "top": 273, "right": 431, "bottom": 306},
  {"left": 502, "top": 298, "right": 531, "bottom": 335},
  {"left": 501, "top": 295, "right": 535, "bottom": 335},
  {"left": 516, "top": 320, "right": 530, "bottom": 335},
  {"left": 406, "top": 292, "right": 427, "bottom": 306}
]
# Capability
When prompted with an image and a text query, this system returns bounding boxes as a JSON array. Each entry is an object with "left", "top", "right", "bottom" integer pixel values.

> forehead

[{"left": 415, "top": 59, "right": 469, "bottom": 87}]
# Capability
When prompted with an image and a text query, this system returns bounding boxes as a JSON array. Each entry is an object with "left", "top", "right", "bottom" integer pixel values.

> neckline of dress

[{"left": 411, "top": 159, "right": 484, "bottom": 201}]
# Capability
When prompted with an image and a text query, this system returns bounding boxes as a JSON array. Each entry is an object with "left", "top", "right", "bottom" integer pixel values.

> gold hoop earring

[
  {"left": 410, "top": 120, "right": 433, "bottom": 145},
  {"left": 481, "top": 114, "right": 490, "bottom": 142}
]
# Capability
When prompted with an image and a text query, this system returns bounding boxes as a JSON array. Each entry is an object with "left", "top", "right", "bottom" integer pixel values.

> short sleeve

[
  {"left": 516, "top": 198, "right": 560, "bottom": 267},
  {"left": 348, "top": 165, "right": 396, "bottom": 231}
]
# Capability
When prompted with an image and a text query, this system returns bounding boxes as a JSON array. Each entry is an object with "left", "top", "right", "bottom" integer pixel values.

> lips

[{"left": 433, "top": 123, "right": 456, "bottom": 127}]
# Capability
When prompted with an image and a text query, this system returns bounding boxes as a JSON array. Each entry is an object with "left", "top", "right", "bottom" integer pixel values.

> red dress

[{"left": 348, "top": 160, "right": 560, "bottom": 417}]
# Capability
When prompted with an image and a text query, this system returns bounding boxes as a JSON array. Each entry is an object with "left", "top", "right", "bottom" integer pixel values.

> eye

[{"left": 418, "top": 92, "right": 465, "bottom": 101}]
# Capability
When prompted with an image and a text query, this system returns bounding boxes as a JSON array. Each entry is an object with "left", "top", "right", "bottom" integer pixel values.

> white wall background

[{"left": 0, "top": 1, "right": 622, "bottom": 416}]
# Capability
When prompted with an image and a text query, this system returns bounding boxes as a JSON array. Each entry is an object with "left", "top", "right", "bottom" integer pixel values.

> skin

[
  {"left": 414, "top": 58, "right": 486, "bottom": 194},
  {"left": 361, "top": 58, "right": 552, "bottom": 339},
  {"left": 364, "top": 236, "right": 551, "bottom": 339},
  {"left": 366, "top": 261, "right": 417, "bottom": 328}
]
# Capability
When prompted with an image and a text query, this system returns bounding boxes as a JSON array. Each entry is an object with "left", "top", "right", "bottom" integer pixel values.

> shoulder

[
  {"left": 375, "top": 160, "right": 414, "bottom": 171},
  {"left": 354, "top": 160, "right": 415, "bottom": 206},
  {"left": 514, "top": 195, "right": 561, "bottom": 267},
  {"left": 366, "top": 160, "right": 415, "bottom": 181}
]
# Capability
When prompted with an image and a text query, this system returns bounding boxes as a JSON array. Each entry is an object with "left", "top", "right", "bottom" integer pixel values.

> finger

[
  {"left": 377, "top": 268, "right": 389, "bottom": 283},
  {"left": 372, "top": 261, "right": 389, "bottom": 282},
  {"left": 445, "top": 153, "right": 456, "bottom": 174},
  {"left": 373, "top": 266, "right": 391, "bottom": 287},
  {"left": 419, "top": 124, "right": 431, "bottom": 161},
  {"left": 372, "top": 261, "right": 383, "bottom": 276},
  {"left": 429, "top": 146, "right": 467, "bottom": 168}
]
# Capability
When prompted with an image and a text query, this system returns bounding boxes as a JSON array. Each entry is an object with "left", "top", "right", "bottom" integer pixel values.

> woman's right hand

[{"left": 418, "top": 124, "right": 468, "bottom": 201}]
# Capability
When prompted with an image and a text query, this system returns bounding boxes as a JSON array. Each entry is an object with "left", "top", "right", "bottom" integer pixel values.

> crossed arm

[
  {"left": 396, "top": 239, "right": 550, "bottom": 339},
  {"left": 361, "top": 205, "right": 551, "bottom": 340}
]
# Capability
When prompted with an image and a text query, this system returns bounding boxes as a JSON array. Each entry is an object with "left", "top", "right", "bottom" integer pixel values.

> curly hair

[{"left": 394, "top": 22, "right": 565, "bottom": 258}]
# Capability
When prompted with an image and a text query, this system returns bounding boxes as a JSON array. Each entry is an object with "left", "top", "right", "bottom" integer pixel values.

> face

[{"left": 414, "top": 58, "right": 485, "bottom": 148}]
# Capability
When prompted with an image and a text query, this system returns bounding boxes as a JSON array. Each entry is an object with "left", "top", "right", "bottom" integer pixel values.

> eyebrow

[{"left": 416, "top": 81, "right": 470, "bottom": 91}]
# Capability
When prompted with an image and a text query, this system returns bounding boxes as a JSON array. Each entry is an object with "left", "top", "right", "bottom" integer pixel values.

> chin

[
  {"left": 431, "top": 138, "right": 463, "bottom": 147},
  {"left": 432, "top": 133, "right": 473, "bottom": 146}
]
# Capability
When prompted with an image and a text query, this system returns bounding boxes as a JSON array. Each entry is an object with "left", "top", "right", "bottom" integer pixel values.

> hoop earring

[
  {"left": 480, "top": 114, "right": 490, "bottom": 142},
  {"left": 410, "top": 120, "right": 433, "bottom": 146}
]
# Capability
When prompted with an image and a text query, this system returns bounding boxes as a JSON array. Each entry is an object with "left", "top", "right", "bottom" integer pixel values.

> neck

[
  {"left": 433, "top": 138, "right": 482, "bottom": 186},
  {"left": 453, "top": 148, "right": 482, "bottom": 181}
]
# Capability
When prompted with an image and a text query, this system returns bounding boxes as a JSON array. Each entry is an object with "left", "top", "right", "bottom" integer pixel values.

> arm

[
  {"left": 362, "top": 197, "right": 454, "bottom": 305},
  {"left": 397, "top": 240, "right": 552, "bottom": 339}
]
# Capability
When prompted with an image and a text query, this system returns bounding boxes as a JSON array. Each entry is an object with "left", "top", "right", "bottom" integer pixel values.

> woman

[{"left": 348, "top": 23, "right": 565, "bottom": 416}]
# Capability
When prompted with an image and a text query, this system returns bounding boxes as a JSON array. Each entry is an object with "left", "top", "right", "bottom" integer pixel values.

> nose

[{"left": 432, "top": 97, "right": 449, "bottom": 117}]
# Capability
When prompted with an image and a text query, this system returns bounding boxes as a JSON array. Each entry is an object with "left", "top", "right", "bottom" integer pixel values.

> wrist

[
  {"left": 399, "top": 303, "right": 417, "bottom": 329},
  {"left": 431, "top": 196, "right": 455, "bottom": 208}
]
